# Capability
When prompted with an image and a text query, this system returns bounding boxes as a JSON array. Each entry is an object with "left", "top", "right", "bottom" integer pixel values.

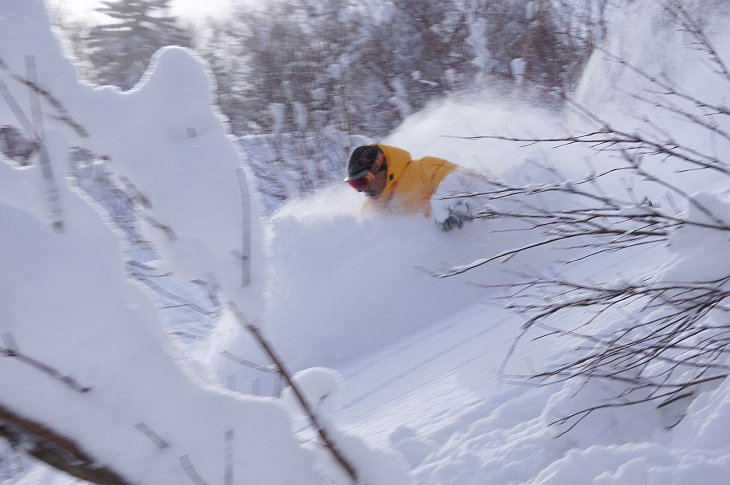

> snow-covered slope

[
  {"left": 254, "top": 1, "right": 730, "bottom": 483},
  {"left": 3, "top": 0, "right": 730, "bottom": 484}
]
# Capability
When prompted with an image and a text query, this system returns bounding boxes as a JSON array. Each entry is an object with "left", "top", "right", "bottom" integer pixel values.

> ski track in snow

[
  {"left": 338, "top": 301, "right": 532, "bottom": 449},
  {"left": 342, "top": 309, "right": 510, "bottom": 407},
  {"left": 338, "top": 244, "right": 664, "bottom": 451}
]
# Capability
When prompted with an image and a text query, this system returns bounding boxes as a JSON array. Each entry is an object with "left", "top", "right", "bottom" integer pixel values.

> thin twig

[{"left": 227, "top": 301, "right": 359, "bottom": 484}]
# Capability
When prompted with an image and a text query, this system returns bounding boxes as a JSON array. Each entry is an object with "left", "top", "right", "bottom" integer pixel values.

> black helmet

[{"left": 347, "top": 145, "right": 384, "bottom": 177}]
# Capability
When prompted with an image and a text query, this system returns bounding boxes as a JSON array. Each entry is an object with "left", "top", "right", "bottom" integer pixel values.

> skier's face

[{"left": 364, "top": 169, "right": 387, "bottom": 198}]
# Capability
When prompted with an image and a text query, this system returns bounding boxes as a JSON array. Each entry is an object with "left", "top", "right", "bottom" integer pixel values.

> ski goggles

[
  {"left": 345, "top": 169, "right": 377, "bottom": 191},
  {"left": 345, "top": 151, "right": 385, "bottom": 191}
]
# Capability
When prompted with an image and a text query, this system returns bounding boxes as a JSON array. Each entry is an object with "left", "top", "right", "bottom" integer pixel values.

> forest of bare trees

[{"left": 53, "top": 0, "right": 608, "bottom": 211}]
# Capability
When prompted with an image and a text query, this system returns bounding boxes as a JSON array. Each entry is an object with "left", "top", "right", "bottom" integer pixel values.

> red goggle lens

[{"left": 346, "top": 171, "right": 375, "bottom": 191}]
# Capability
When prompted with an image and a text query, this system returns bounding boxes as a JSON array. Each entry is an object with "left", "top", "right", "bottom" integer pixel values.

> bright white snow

[{"left": 2, "top": 0, "right": 730, "bottom": 484}]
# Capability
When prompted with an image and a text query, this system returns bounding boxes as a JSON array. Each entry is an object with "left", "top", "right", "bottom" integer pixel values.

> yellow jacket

[{"left": 367, "top": 144, "right": 457, "bottom": 216}]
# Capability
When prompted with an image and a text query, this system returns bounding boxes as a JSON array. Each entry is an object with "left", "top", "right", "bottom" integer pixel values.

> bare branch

[
  {"left": 494, "top": 271, "right": 730, "bottom": 430},
  {"left": 226, "top": 302, "right": 359, "bottom": 484},
  {"left": 219, "top": 351, "right": 277, "bottom": 374},
  {"left": 1, "top": 333, "right": 91, "bottom": 394},
  {"left": 134, "top": 423, "right": 169, "bottom": 450},
  {"left": 661, "top": 0, "right": 730, "bottom": 82},
  {"left": 0, "top": 403, "right": 132, "bottom": 485},
  {"left": 180, "top": 455, "right": 208, "bottom": 485}
]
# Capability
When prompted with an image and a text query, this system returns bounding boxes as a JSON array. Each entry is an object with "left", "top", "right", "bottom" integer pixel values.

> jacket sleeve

[
  {"left": 420, "top": 157, "right": 457, "bottom": 188},
  {"left": 431, "top": 168, "right": 488, "bottom": 225}
]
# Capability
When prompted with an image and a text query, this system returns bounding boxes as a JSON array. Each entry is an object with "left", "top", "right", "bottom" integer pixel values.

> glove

[{"left": 436, "top": 200, "right": 471, "bottom": 232}]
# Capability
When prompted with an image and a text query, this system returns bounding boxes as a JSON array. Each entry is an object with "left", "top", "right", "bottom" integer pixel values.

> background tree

[
  {"left": 86, "top": 0, "right": 193, "bottom": 90},
  {"left": 52, "top": 0, "right": 609, "bottom": 211}
]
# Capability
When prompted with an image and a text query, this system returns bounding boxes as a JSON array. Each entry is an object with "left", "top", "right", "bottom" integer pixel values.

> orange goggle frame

[
  {"left": 346, "top": 169, "right": 376, "bottom": 191},
  {"left": 345, "top": 152, "right": 385, "bottom": 191}
]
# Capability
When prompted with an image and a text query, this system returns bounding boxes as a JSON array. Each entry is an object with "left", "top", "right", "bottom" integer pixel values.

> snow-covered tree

[{"left": 86, "top": 0, "right": 192, "bottom": 90}]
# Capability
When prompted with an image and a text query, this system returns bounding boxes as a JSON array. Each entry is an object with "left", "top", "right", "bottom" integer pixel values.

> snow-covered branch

[
  {"left": 0, "top": 403, "right": 131, "bottom": 484},
  {"left": 227, "top": 302, "right": 360, "bottom": 484}
]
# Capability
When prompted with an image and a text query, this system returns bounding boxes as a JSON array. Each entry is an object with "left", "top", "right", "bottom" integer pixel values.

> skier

[{"left": 344, "top": 144, "right": 478, "bottom": 230}]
